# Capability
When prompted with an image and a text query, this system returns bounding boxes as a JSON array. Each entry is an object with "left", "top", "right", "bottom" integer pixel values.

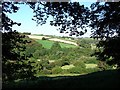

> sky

[{"left": 7, "top": 1, "right": 96, "bottom": 37}]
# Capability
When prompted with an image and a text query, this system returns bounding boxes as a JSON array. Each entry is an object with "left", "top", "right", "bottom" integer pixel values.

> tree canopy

[
  {"left": 89, "top": 2, "right": 120, "bottom": 68},
  {"left": 2, "top": 2, "right": 35, "bottom": 82},
  {"left": 27, "top": 2, "right": 90, "bottom": 36}
]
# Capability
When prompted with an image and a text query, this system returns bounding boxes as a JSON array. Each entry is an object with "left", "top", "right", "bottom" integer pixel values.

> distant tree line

[{"left": 22, "top": 32, "right": 31, "bottom": 35}]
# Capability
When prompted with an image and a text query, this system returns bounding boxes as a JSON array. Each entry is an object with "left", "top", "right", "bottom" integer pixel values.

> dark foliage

[
  {"left": 3, "top": 70, "right": 120, "bottom": 89},
  {"left": 27, "top": 2, "right": 90, "bottom": 36},
  {"left": 95, "top": 37, "right": 120, "bottom": 69},
  {"left": 42, "top": 37, "right": 47, "bottom": 40},
  {"left": 90, "top": 2, "right": 120, "bottom": 69},
  {"left": 22, "top": 32, "right": 31, "bottom": 35},
  {"left": 90, "top": 2, "right": 120, "bottom": 38},
  {"left": 2, "top": 2, "right": 35, "bottom": 82}
]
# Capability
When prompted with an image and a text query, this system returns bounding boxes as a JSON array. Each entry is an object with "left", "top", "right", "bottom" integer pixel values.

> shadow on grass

[{"left": 2, "top": 70, "right": 120, "bottom": 89}]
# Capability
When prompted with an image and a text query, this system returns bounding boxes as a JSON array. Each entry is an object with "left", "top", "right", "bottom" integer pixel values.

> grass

[
  {"left": 49, "top": 60, "right": 55, "bottom": 63},
  {"left": 60, "top": 43, "right": 77, "bottom": 48},
  {"left": 36, "top": 40, "right": 77, "bottom": 49},
  {"left": 43, "top": 74, "right": 81, "bottom": 77},
  {"left": 61, "top": 64, "right": 75, "bottom": 69},
  {"left": 36, "top": 40, "right": 54, "bottom": 49},
  {"left": 85, "top": 64, "right": 97, "bottom": 68},
  {"left": 3, "top": 70, "right": 120, "bottom": 89}
]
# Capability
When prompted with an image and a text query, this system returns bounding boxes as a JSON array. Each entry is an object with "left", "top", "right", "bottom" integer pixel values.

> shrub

[
  {"left": 68, "top": 66, "right": 85, "bottom": 74},
  {"left": 97, "top": 61, "right": 113, "bottom": 71},
  {"left": 61, "top": 69, "right": 70, "bottom": 74},
  {"left": 73, "top": 61, "right": 86, "bottom": 68},
  {"left": 84, "top": 68, "right": 100, "bottom": 73},
  {"left": 53, "top": 59, "right": 70, "bottom": 67},
  {"left": 62, "top": 61, "right": 70, "bottom": 66},
  {"left": 23, "top": 32, "right": 31, "bottom": 35},
  {"left": 52, "top": 66, "right": 63, "bottom": 74},
  {"left": 42, "top": 69, "right": 51, "bottom": 74},
  {"left": 33, "top": 50, "right": 40, "bottom": 59},
  {"left": 46, "top": 63, "right": 56, "bottom": 70},
  {"left": 54, "top": 60, "right": 63, "bottom": 67},
  {"left": 42, "top": 37, "right": 47, "bottom": 40},
  {"left": 84, "top": 57, "right": 98, "bottom": 64}
]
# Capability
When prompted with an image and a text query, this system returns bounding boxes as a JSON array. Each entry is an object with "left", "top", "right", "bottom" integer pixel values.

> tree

[
  {"left": 27, "top": 2, "right": 90, "bottom": 36},
  {"left": 2, "top": 2, "right": 35, "bottom": 82},
  {"left": 42, "top": 37, "right": 47, "bottom": 40},
  {"left": 89, "top": 2, "right": 120, "bottom": 69}
]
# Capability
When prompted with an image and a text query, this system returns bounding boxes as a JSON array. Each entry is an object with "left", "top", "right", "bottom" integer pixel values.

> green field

[
  {"left": 85, "top": 64, "right": 97, "bottom": 68},
  {"left": 61, "top": 64, "right": 75, "bottom": 69},
  {"left": 36, "top": 40, "right": 77, "bottom": 49}
]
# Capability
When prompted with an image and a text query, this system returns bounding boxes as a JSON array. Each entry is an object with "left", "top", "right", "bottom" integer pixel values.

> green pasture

[
  {"left": 61, "top": 64, "right": 75, "bottom": 69},
  {"left": 85, "top": 64, "right": 98, "bottom": 68},
  {"left": 36, "top": 40, "right": 77, "bottom": 49}
]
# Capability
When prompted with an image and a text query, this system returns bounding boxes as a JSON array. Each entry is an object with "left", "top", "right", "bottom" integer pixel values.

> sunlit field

[{"left": 36, "top": 40, "right": 77, "bottom": 49}]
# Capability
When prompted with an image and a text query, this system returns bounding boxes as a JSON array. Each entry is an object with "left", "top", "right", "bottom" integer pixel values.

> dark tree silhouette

[
  {"left": 2, "top": 2, "right": 35, "bottom": 82},
  {"left": 27, "top": 2, "right": 90, "bottom": 36},
  {"left": 90, "top": 2, "right": 120, "bottom": 38},
  {"left": 90, "top": 2, "right": 120, "bottom": 69}
]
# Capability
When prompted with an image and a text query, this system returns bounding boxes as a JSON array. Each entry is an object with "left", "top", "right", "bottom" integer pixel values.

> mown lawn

[{"left": 36, "top": 40, "right": 77, "bottom": 49}]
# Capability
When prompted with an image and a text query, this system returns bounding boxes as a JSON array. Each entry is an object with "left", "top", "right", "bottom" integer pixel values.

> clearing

[{"left": 27, "top": 35, "right": 78, "bottom": 46}]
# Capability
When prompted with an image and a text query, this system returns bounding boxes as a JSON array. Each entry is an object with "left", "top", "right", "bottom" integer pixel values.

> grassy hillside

[
  {"left": 3, "top": 70, "right": 120, "bottom": 89},
  {"left": 36, "top": 40, "right": 77, "bottom": 49}
]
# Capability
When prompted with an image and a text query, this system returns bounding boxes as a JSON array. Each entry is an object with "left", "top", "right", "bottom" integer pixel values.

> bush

[
  {"left": 36, "top": 69, "right": 51, "bottom": 76},
  {"left": 52, "top": 66, "right": 63, "bottom": 74},
  {"left": 97, "top": 61, "right": 113, "bottom": 71},
  {"left": 33, "top": 50, "right": 40, "bottom": 59},
  {"left": 42, "top": 37, "right": 47, "bottom": 40},
  {"left": 84, "top": 57, "right": 98, "bottom": 64},
  {"left": 46, "top": 63, "right": 56, "bottom": 70},
  {"left": 73, "top": 61, "right": 86, "bottom": 68},
  {"left": 55, "top": 59, "right": 71, "bottom": 67},
  {"left": 23, "top": 32, "right": 31, "bottom": 35},
  {"left": 62, "top": 56, "right": 71, "bottom": 65},
  {"left": 84, "top": 68, "right": 100, "bottom": 73},
  {"left": 54, "top": 60, "right": 63, "bottom": 67},
  {"left": 62, "top": 61, "right": 70, "bottom": 66},
  {"left": 68, "top": 66, "right": 85, "bottom": 74},
  {"left": 61, "top": 69, "right": 70, "bottom": 74},
  {"left": 42, "top": 69, "right": 51, "bottom": 74}
]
